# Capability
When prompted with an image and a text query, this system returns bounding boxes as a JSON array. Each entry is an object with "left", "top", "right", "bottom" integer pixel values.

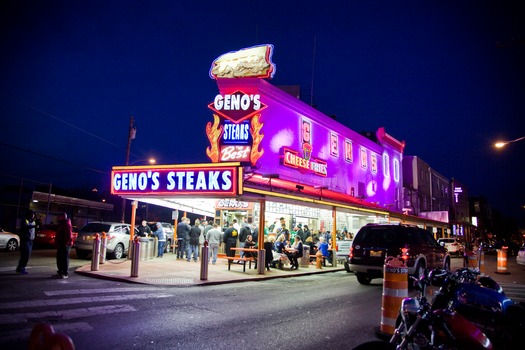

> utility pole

[{"left": 121, "top": 116, "right": 135, "bottom": 223}]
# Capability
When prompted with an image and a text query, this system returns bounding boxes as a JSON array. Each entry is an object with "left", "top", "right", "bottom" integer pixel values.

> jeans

[
  {"left": 239, "top": 241, "right": 245, "bottom": 258},
  {"left": 56, "top": 246, "right": 71, "bottom": 275},
  {"left": 209, "top": 243, "right": 219, "bottom": 264},
  {"left": 177, "top": 239, "right": 185, "bottom": 258},
  {"left": 158, "top": 241, "right": 165, "bottom": 257},
  {"left": 186, "top": 244, "right": 198, "bottom": 261},
  {"left": 17, "top": 240, "right": 33, "bottom": 272}
]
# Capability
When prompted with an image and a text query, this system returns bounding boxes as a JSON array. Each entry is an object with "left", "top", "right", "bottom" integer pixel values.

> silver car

[
  {"left": 0, "top": 228, "right": 19, "bottom": 252},
  {"left": 75, "top": 222, "right": 138, "bottom": 259}
]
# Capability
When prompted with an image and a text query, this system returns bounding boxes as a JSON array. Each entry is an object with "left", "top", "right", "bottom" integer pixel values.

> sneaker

[
  {"left": 60, "top": 275, "right": 68, "bottom": 279},
  {"left": 18, "top": 270, "right": 28, "bottom": 275}
]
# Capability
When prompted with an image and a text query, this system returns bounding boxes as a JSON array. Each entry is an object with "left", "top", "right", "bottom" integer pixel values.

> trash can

[
  {"left": 300, "top": 245, "right": 310, "bottom": 268},
  {"left": 139, "top": 238, "right": 150, "bottom": 261}
]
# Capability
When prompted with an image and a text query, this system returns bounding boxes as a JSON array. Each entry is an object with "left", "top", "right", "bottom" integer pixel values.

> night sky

[{"left": 1, "top": 1, "right": 524, "bottom": 224}]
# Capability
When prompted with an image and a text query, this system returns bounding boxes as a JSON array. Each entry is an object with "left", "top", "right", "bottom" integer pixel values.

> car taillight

[
  {"left": 400, "top": 247, "right": 409, "bottom": 260},
  {"left": 349, "top": 246, "right": 354, "bottom": 259}
]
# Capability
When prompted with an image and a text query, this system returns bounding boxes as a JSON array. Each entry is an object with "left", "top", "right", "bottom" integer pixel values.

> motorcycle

[
  {"left": 353, "top": 267, "right": 525, "bottom": 349},
  {"left": 429, "top": 268, "right": 524, "bottom": 349}
]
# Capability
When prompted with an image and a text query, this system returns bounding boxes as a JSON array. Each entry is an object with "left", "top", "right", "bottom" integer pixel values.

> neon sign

[
  {"left": 220, "top": 145, "right": 251, "bottom": 162},
  {"left": 208, "top": 91, "right": 266, "bottom": 123},
  {"left": 282, "top": 147, "right": 327, "bottom": 176},
  {"left": 209, "top": 44, "right": 276, "bottom": 79},
  {"left": 111, "top": 165, "right": 238, "bottom": 196}
]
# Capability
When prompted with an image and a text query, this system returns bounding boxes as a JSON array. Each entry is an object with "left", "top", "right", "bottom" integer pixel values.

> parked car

[
  {"left": 517, "top": 244, "right": 525, "bottom": 266},
  {"left": 346, "top": 224, "right": 450, "bottom": 285},
  {"left": 147, "top": 222, "right": 175, "bottom": 253},
  {"left": 75, "top": 222, "right": 139, "bottom": 259},
  {"left": 335, "top": 239, "right": 352, "bottom": 260},
  {"left": 0, "top": 228, "right": 19, "bottom": 252},
  {"left": 34, "top": 224, "right": 79, "bottom": 247},
  {"left": 437, "top": 237, "right": 463, "bottom": 256}
]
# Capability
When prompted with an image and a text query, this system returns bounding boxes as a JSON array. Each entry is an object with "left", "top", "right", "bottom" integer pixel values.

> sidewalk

[
  {"left": 76, "top": 251, "right": 525, "bottom": 287},
  {"left": 75, "top": 253, "right": 345, "bottom": 286}
]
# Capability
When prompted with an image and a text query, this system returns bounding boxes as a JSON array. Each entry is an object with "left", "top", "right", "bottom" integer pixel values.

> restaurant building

[{"left": 111, "top": 45, "right": 449, "bottom": 270}]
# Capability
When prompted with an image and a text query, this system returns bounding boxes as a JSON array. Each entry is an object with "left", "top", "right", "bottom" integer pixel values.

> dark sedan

[{"left": 34, "top": 224, "right": 79, "bottom": 247}]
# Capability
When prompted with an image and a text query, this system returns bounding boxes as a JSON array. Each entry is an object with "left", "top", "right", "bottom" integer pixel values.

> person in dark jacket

[
  {"left": 263, "top": 235, "right": 275, "bottom": 271},
  {"left": 16, "top": 210, "right": 37, "bottom": 275},
  {"left": 53, "top": 213, "right": 73, "bottom": 278},
  {"left": 187, "top": 222, "right": 200, "bottom": 262},
  {"left": 222, "top": 222, "right": 238, "bottom": 258},
  {"left": 238, "top": 224, "right": 250, "bottom": 258},
  {"left": 176, "top": 218, "right": 191, "bottom": 259},
  {"left": 137, "top": 220, "right": 151, "bottom": 237}
]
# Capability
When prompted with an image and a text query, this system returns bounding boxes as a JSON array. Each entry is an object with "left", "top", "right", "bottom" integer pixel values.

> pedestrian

[
  {"left": 286, "top": 235, "right": 303, "bottom": 269},
  {"left": 137, "top": 220, "right": 151, "bottom": 237},
  {"left": 264, "top": 235, "right": 275, "bottom": 271},
  {"left": 222, "top": 222, "right": 238, "bottom": 259},
  {"left": 16, "top": 210, "right": 37, "bottom": 275},
  {"left": 187, "top": 221, "right": 200, "bottom": 262},
  {"left": 197, "top": 219, "right": 205, "bottom": 256},
  {"left": 176, "top": 217, "right": 190, "bottom": 259},
  {"left": 206, "top": 223, "right": 222, "bottom": 264},
  {"left": 153, "top": 222, "right": 166, "bottom": 257},
  {"left": 53, "top": 212, "right": 73, "bottom": 279}
]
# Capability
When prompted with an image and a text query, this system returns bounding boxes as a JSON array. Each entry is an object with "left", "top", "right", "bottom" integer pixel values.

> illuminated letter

[
  {"left": 113, "top": 174, "right": 122, "bottom": 190},
  {"left": 253, "top": 94, "right": 261, "bottom": 110},
  {"left": 221, "top": 171, "right": 232, "bottom": 190},
  {"left": 151, "top": 172, "right": 160, "bottom": 190},
  {"left": 175, "top": 172, "right": 185, "bottom": 190},
  {"left": 195, "top": 171, "right": 207, "bottom": 190},
  {"left": 138, "top": 173, "right": 148, "bottom": 190},
  {"left": 208, "top": 171, "right": 220, "bottom": 190},
  {"left": 214, "top": 95, "right": 224, "bottom": 110},
  {"left": 167, "top": 172, "right": 176, "bottom": 190},
  {"left": 186, "top": 171, "right": 195, "bottom": 190}
]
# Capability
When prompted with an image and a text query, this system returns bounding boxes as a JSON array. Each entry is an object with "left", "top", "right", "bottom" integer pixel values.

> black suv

[{"left": 346, "top": 224, "right": 450, "bottom": 285}]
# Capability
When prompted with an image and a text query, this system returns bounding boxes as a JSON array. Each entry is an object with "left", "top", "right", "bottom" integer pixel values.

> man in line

[
  {"left": 223, "top": 222, "right": 238, "bottom": 259},
  {"left": 53, "top": 213, "right": 73, "bottom": 279},
  {"left": 16, "top": 210, "right": 37, "bottom": 275},
  {"left": 187, "top": 220, "right": 200, "bottom": 262},
  {"left": 137, "top": 220, "right": 151, "bottom": 237},
  {"left": 206, "top": 223, "right": 222, "bottom": 265},
  {"left": 176, "top": 217, "right": 191, "bottom": 259}
]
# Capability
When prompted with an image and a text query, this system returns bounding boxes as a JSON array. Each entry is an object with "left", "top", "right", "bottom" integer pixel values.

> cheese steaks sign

[{"left": 111, "top": 165, "right": 239, "bottom": 196}]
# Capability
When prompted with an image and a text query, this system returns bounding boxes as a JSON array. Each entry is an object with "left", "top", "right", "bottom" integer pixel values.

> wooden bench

[{"left": 223, "top": 256, "right": 256, "bottom": 272}]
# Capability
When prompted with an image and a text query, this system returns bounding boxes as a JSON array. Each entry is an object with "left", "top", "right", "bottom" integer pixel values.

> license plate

[{"left": 369, "top": 250, "right": 382, "bottom": 257}]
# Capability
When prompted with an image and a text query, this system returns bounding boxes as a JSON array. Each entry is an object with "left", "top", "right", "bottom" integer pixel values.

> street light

[
  {"left": 129, "top": 158, "right": 156, "bottom": 165},
  {"left": 494, "top": 136, "right": 525, "bottom": 148}
]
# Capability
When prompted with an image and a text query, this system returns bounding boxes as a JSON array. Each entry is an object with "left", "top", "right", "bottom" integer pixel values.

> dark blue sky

[{"left": 1, "top": 1, "right": 524, "bottom": 223}]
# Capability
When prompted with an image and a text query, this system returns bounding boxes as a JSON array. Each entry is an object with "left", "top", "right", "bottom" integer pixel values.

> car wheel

[
  {"left": 111, "top": 243, "right": 125, "bottom": 259},
  {"left": 344, "top": 261, "right": 352, "bottom": 273},
  {"left": 76, "top": 249, "right": 89, "bottom": 259},
  {"left": 6, "top": 239, "right": 18, "bottom": 252},
  {"left": 356, "top": 272, "right": 372, "bottom": 285},
  {"left": 409, "top": 262, "right": 425, "bottom": 289}
]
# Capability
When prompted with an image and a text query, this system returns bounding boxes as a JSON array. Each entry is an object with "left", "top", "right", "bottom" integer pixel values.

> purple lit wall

[{"left": 208, "top": 77, "right": 405, "bottom": 212}]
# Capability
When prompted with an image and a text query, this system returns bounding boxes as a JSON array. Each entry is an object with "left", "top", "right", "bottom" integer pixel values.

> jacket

[
  {"left": 177, "top": 222, "right": 190, "bottom": 240},
  {"left": 55, "top": 218, "right": 73, "bottom": 247},
  {"left": 223, "top": 227, "right": 238, "bottom": 244},
  {"left": 189, "top": 225, "right": 201, "bottom": 246},
  {"left": 154, "top": 226, "right": 166, "bottom": 242}
]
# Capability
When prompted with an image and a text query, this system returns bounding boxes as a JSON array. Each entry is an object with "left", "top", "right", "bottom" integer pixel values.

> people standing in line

[
  {"left": 197, "top": 219, "right": 205, "bottom": 257},
  {"left": 16, "top": 210, "right": 37, "bottom": 275},
  {"left": 53, "top": 213, "right": 73, "bottom": 279},
  {"left": 222, "top": 222, "right": 238, "bottom": 259},
  {"left": 153, "top": 222, "right": 166, "bottom": 257},
  {"left": 204, "top": 220, "right": 213, "bottom": 235},
  {"left": 238, "top": 223, "right": 250, "bottom": 258},
  {"left": 232, "top": 219, "right": 240, "bottom": 232},
  {"left": 187, "top": 221, "right": 200, "bottom": 262},
  {"left": 176, "top": 217, "right": 190, "bottom": 259},
  {"left": 206, "top": 223, "right": 222, "bottom": 265},
  {"left": 251, "top": 223, "right": 259, "bottom": 243}
]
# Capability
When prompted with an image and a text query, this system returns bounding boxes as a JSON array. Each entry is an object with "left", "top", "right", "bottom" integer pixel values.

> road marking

[
  {"left": 0, "top": 293, "right": 172, "bottom": 310},
  {"left": 0, "top": 304, "right": 136, "bottom": 325}
]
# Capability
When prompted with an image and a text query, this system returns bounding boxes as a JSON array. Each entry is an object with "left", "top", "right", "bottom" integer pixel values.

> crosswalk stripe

[
  {"left": 0, "top": 293, "right": 172, "bottom": 310},
  {"left": 0, "top": 304, "right": 136, "bottom": 325}
]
